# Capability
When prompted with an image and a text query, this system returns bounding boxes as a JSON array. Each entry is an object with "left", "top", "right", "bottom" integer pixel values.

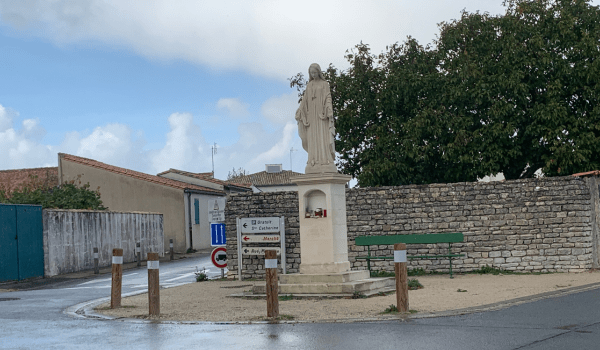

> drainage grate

[{"left": 0, "top": 298, "right": 20, "bottom": 302}]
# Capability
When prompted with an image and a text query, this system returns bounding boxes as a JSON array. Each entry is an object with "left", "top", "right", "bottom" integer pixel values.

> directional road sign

[
  {"left": 211, "top": 223, "right": 226, "bottom": 246},
  {"left": 211, "top": 247, "right": 227, "bottom": 268},
  {"left": 241, "top": 234, "right": 280, "bottom": 243},
  {"left": 240, "top": 217, "right": 280, "bottom": 233},
  {"left": 241, "top": 247, "right": 281, "bottom": 256}
]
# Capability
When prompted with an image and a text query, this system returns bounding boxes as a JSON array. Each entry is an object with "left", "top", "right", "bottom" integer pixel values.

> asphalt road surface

[{"left": 1, "top": 254, "right": 600, "bottom": 350}]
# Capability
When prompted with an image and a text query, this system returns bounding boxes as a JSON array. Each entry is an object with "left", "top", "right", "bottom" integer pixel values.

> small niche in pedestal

[{"left": 304, "top": 189, "right": 327, "bottom": 218}]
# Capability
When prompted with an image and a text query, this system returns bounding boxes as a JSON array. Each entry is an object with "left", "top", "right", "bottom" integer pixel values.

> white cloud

[
  {"left": 0, "top": 102, "right": 306, "bottom": 179},
  {"left": 247, "top": 122, "right": 296, "bottom": 170},
  {"left": 261, "top": 92, "right": 299, "bottom": 124},
  {"left": 216, "top": 98, "right": 249, "bottom": 118},
  {"left": 149, "top": 112, "right": 208, "bottom": 174},
  {"left": 0, "top": 104, "right": 11, "bottom": 131},
  {"left": 0, "top": 0, "right": 508, "bottom": 80}
]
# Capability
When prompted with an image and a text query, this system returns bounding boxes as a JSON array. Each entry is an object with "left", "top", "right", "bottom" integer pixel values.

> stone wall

[
  {"left": 226, "top": 176, "right": 597, "bottom": 279},
  {"left": 225, "top": 191, "right": 299, "bottom": 280}
]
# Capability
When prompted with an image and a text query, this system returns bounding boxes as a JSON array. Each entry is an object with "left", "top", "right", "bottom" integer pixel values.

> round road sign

[{"left": 211, "top": 247, "right": 227, "bottom": 269}]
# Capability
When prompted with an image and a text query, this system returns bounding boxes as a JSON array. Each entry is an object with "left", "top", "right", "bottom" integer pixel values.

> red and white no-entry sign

[{"left": 211, "top": 247, "right": 227, "bottom": 269}]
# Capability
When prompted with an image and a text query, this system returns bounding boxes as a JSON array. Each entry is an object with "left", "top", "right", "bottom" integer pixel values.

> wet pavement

[{"left": 2, "top": 254, "right": 600, "bottom": 349}]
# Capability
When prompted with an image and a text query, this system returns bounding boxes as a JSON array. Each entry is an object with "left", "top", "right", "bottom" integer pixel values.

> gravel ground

[{"left": 96, "top": 270, "right": 600, "bottom": 322}]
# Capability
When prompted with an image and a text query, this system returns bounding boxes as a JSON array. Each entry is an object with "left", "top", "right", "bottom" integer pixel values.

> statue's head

[{"left": 308, "top": 63, "right": 325, "bottom": 81}]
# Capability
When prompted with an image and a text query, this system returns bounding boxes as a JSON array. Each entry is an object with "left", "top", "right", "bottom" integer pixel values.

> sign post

[{"left": 236, "top": 216, "right": 285, "bottom": 281}]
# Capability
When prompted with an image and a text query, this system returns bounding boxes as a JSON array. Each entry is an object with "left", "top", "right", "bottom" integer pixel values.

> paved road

[{"left": 2, "top": 255, "right": 600, "bottom": 350}]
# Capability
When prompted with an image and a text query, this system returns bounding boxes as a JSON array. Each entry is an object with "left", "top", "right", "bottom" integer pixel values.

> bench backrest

[{"left": 355, "top": 232, "right": 464, "bottom": 246}]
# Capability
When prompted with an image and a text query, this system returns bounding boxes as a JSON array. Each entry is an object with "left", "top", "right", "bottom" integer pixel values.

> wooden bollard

[
  {"left": 136, "top": 242, "right": 141, "bottom": 267},
  {"left": 394, "top": 243, "right": 408, "bottom": 312},
  {"left": 169, "top": 239, "right": 174, "bottom": 261},
  {"left": 93, "top": 247, "right": 99, "bottom": 274},
  {"left": 265, "top": 250, "right": 279, "bottom": 318},
  {"left": 147, "top": 252, "right": 160, "bottom": 316},
  {"left": 110, "top": 248, "right": 123, "bottom": 309}
]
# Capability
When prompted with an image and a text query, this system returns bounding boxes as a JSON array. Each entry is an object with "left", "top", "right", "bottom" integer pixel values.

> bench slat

[{"left": 355, "top": 232, "right": 464, "bottom": 246}]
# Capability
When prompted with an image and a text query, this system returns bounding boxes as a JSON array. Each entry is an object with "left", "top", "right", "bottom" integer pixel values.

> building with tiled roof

[
  {"left": 157, "top": 168, "right": 251, "bottom": 193},
  {"left": 0, "top": 167, "right": 58, "bottom": 195},
  {"left": 58, "top": 153, "right": 225, "bottom": 252},
  {"left": 227, "top": 164, "right": 303, "bottom": 193}
]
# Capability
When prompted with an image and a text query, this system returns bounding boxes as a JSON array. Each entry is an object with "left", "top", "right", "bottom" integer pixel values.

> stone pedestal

[
  {"left": 292, "top": 172, "right": 351, "bottom": 274},
  {"left": 253, "top": 172, "right": 395, "bottom": 296}
]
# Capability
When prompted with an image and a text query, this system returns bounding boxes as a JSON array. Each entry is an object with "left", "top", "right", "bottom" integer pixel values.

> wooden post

[
  {"left": 136, "top": 242, "right": 141, "bottom": 267},
  {"left": 110, "top": 248, "right": 123, "bottom": 309},
  {"left": 265, "top": 250, "right": 279, "bottom": 318},
  {"left": 169, "top": 239, "right": 174, "bottom": 261},
  {"left": 93, "top": 247, "right": 99, "bottom": 274},
  {"left": 394, "top": 243, "right": 408, "bottom": 312},
  {"left": 147, "top": 252, "right": 160, "bottom": 316}
]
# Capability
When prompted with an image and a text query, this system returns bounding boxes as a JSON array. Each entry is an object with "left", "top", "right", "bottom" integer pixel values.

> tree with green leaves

[
  {"left": 291, "top": 0, "right": 600, "bottom": 186},
  {"left": 0, "top": 174, "right": 107, "bottom": 210}
]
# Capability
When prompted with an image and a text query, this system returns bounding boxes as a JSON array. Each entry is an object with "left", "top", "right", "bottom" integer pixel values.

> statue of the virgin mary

[{"left": 295, "top": 63, "right": 338, "bottom": 174}]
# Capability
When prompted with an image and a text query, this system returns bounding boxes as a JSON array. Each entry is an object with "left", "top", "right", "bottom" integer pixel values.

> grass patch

[
  {"left": 408, "top": 278, "right": 424, "bottom": 290},
  {"left": 381, "top": 305, "right": 419, "bottom": 315},
  {"left": 195, "top": 272, "right": 208, "bottom": 282},
  {"left": 352, "top": 291, "right": 367, "bottom": 299},
  {"left": 457, "top": 288, "right": 467, "bottom": 292},
  {"left": 371, "top": 270, "right": 395, "bottom": 278},
  {"left": 470, "top": 264, "right": 553, "bottom": 276},
  {"left": 279, "top": 294, "right": 295, "bottom": 301},
  {"left": 96, "top": 305, "right": 137, "bottom": 311}
]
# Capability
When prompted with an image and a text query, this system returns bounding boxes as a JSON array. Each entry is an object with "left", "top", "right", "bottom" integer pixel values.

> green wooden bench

[{"left": 354, "top": 232, "right": 465, "bottom": 278}]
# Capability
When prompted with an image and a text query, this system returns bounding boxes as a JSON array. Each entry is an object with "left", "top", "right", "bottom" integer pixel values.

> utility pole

[
  {"left": 290, "top": 147, "right": 297, "bottom": 172},
  {"left": 211, "top": 142, "right": 218, "bottom": 174}
]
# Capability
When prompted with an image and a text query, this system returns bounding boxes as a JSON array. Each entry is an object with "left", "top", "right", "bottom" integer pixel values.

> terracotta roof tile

[
  {"left": 572, "top": 170, "right": 600, "bottom": 177},
  {"left": 59, "top": 154, "right": 223, "bottom": 194},
  {"left": 227, "top": 170, "right": 303, "bottom": 186},
  {"left": 0, "top": 167, "right": 58, "bottom": 193},
  {"left": 157, "top": 168, "right": 251, "bottom": 189}
]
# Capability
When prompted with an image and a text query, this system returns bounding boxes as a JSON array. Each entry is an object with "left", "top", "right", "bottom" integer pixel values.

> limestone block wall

[
  {"left": 225, "top": 192, "right": 299, "bottom": 280},
  {"left": 226, "top": 176, "right": 596, "bottom": 279}
]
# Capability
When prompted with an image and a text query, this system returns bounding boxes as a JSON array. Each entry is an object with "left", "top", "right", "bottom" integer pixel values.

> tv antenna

[
  {"left": 211, "top": 143, "right": 218, "bottom": 174},
  {"left": 290, "top": 147, "right": 297, "bottom": 172}
]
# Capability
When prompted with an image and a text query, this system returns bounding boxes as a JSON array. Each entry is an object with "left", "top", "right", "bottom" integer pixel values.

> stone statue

[{"left": 295, "top": 63, "right": 337, "bottom": 174}]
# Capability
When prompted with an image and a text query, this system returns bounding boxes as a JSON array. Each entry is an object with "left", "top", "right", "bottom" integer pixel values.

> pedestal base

[{"left": 251, "top": 270, "right": 396, "bottom": 296}]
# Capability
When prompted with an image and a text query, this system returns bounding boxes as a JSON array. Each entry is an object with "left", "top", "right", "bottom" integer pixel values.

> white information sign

[
  {"left": 241, "top": 234, "right": 280, "bottom": 243},
  {"left": 241, "top": 247, "right": 281, "bottom": 256},
  {"left": 240, "top": 217, "right": 280, "bottom": 233},
  {"left": 208, "top": 198, "right": 226, "bottom": 222}
]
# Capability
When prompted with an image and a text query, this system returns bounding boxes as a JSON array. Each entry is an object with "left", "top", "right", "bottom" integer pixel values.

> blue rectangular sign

[{"left": 211, "top": 223, "right": 226, "bottom": 246}]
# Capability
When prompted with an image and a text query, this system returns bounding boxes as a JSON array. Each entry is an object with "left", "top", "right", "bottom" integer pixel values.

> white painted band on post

[
  {"left": 394, "top": 250, "right": 407, "bottom": 263},
  {"left": 170, "top": 243, "right": 173, "bottom": 248},
  {"left": 136, "top": 247, "right": 140, "bottom": 253},
  {"left": 265, "top": 259, "right": 277, "bottom": 269},
  {"left": 93, "top": 253, "right": 99, "bottom": 259},
  {"left": 112, "top": 256, "right": 123, "bottom": 264},
  {"left": 148, "top": 261, "right": 159, "bottom": 270}
]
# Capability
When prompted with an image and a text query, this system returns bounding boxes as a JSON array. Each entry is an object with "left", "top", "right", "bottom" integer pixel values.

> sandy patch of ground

[{"left": 97, "top": 271, "right": 600, "bottom": 322}]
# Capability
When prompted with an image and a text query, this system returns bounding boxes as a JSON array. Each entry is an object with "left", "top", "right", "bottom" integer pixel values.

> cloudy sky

[{"left": 0, "top": 0, "right": 516, "bottom": 180}]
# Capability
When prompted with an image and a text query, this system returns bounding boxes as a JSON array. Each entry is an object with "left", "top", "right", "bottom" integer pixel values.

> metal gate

[{"left": 0, "top": 204, "right": 44, "bottom": 282}]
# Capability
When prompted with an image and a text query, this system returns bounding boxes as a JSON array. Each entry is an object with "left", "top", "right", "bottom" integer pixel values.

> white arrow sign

[
  {"left": 242, "top": 247, "right": 281, "bottom": 256},
  {"left": 241, "top": 235, "right": 280, "bottom": 243},
  {"left": 240, "top": 217, "right": 280, "bottom": 233}
]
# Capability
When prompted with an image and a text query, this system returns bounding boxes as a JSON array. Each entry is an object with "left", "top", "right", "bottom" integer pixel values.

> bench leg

[
  {"left": 448, "top": 243, "right": 454, "bottom": 279},
  {"left": 367, "top": 246, "right": 371, "bottom": 275}
]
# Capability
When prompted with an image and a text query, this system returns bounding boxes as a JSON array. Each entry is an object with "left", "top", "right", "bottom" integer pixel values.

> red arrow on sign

[{"left": 243, "top": 236, "right": 250, "bottom": 241}]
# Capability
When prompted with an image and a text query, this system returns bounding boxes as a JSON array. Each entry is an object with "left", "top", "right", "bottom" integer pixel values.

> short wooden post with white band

[
  {"left": 136, "top": 242, "right": 141, "bottom": 267},
  {"left": 169, "top": 239, "right": 174, "bottom": 261},
  {"left": 394, "top": 243, "right": 408, "bottom": 312},
  {"left": 147, "top": 252, "right": 160, "bottom": 316},
  {"left": 265, "top": 250, "right": 279, "bottom": 318},
  {"left": 110, "top": 248, "right": 123, "bottom": 309},
  {"left": 93, "top": 247, "right": 99, "bottom": 274}
]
